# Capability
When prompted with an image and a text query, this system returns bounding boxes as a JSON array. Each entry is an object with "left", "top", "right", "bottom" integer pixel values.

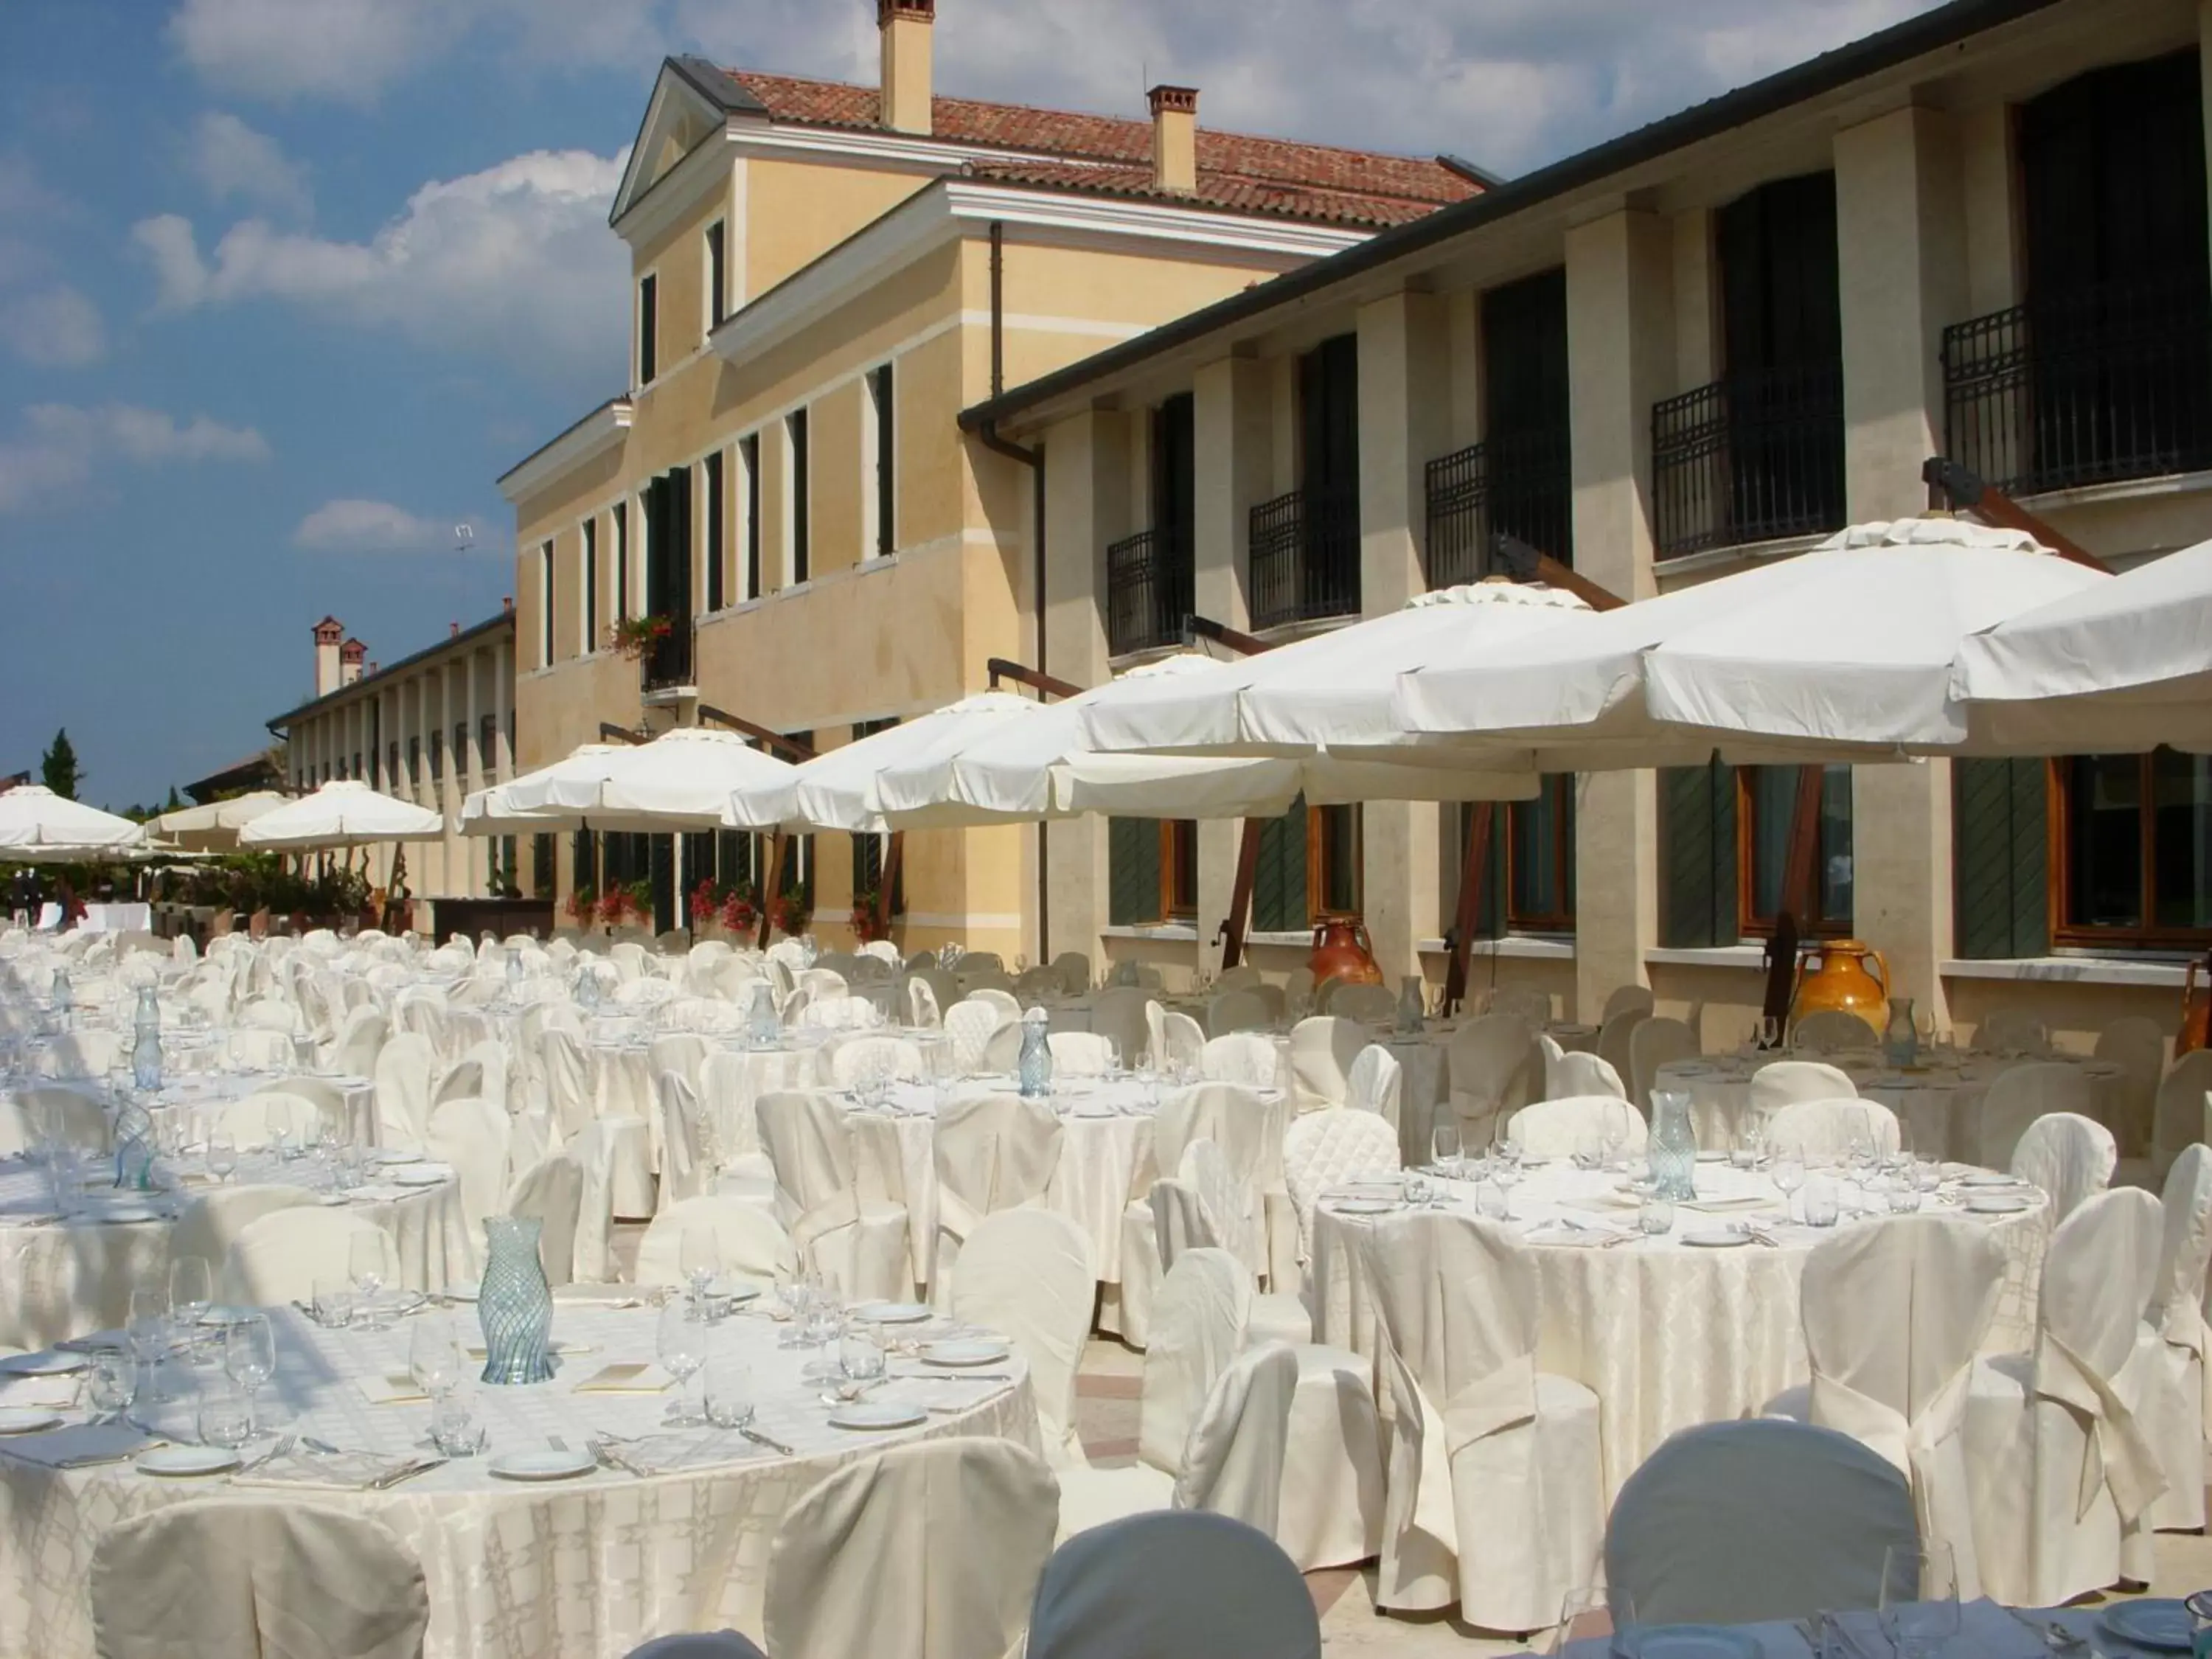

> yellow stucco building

[{"left": 499, "top": 0, "right": 1472, "bottom": 952}]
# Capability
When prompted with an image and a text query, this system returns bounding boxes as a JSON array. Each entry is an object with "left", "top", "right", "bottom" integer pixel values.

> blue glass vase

[
  {"left": 477, "top": 1215, "right": 555, "bottom": 1385},
  {"left": 1017, "top": 1012, "right": 1053, "bottom": 1098},
  {"left": 1646, "top": 1088, "right": 1699, "bottom": 1202}
]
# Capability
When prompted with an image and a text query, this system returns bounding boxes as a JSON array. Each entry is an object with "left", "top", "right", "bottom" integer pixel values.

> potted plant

[
  {"left": 597, "top": 887, "right": 633, "bottom": 928},
  {"left": 689, "top": 877, "right": 722, "bottom": 933},
  {"left": 719, "top": 883, "right": 759, "bottom": 935},
  {"left": 566, "top": 885, "right": 598, "bottom": 931},
  {"left": 849, "top": 885, "right": 891, "bottom": 945},
  {"left": 607, "top": 614, "right": 673, "bottom": 660},
  {"left": 770, "top": 889, "right": 811, "bottom": 939}
]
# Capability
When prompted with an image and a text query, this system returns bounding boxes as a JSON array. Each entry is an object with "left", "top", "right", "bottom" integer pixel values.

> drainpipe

[{"left": 975, "top": 219, "right": 1052, "bottom": 963}]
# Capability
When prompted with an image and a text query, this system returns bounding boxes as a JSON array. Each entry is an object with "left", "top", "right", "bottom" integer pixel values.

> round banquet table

[
  {"left": 0, "top": 1297, "right": 1037, "bottom": 1659},
  {"left": 1308, "top": 1158, "right": 2048, "bottom": 1499},
  {"left": 16, "top": 1063, "right": 378, "bottom": 1149},
  {"left": 0, "top": 1151, "right": 472, "bottom": 1351},
  {"left": 1382, "top": 1019, "right": 1599, "bottom": 1169},
  {"left": 1653, "top": 1051, "right": 2128, "bottom": 1164}
]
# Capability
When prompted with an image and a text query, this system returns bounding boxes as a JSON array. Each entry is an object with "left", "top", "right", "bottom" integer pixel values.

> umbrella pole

[
  {"left": 759, "top": 833, "right": 786, "bottom": 950},
  {"left": 1764, "top": 764, "right": 1829, "bottom": 1043},
  {"left": 1217, "top": 819, "right": 1263, "bottom": 971},
  {"left": 876, "top": 832, "right": 903, "bottom": 939},
  {"left": 1443, "top": 801, "right": 1495, "bottom": 1015}
]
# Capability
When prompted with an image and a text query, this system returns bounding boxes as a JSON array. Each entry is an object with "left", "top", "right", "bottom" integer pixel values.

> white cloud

[
  {"left": 187, "top": 112, "right": 312, "bottom": 219},
  {"left": 294, "top": 498, "right": 478, "bottom": 554},
  {"left": 0, "top": 286, "right": 106, "bottom": 366},
  {"left": 133, "top": 147, "right": 627, "bottom": 383},
  {"left": 0, "top": 403, "right": 268, "bottom": 513},
  {"left": 167, "top": 0, "right": 447, "bottom": 104}
]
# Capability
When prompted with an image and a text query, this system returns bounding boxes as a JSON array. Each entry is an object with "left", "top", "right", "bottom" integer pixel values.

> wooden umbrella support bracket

[
  {"left": 1183, "top": 614, "right": 1276, "bottom": 972},
  {"left": 1920, "top": 457, "right": 2112, "bottom": 573}
]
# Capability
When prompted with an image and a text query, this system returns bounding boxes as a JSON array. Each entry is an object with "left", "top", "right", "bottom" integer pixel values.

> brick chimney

[
  {"left": 313, "top": 616, "right": 344, "bottom": 697},
  {"left": 1150, "top": 85, "right": 1198, "bottom": 195},
  {"left": 877, "top": 0, "right": 934, "bottom": 136},
  {"left": 340, "top": 638, "right": 366, "bottom": 687}
]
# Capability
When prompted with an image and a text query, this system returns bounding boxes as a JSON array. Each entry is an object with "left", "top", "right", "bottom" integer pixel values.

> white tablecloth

[
  {"left": 1655, "top": 1051, "right": 2128, "bottom": 1164},
  {"left": 0, "top": 1299, "right": 1037, "bottom": 1658},
  {"left": 0, "top": 1155, "right": 471, "bottom": 1350},
  {"left": 1309, "top": 1159, "right": 2048, "bottom": 1499},
  {"left": 73, "top": 905, "right": 150, "bottom": 935}
]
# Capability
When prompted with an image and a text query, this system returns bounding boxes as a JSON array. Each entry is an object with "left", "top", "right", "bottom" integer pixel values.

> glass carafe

[
  {"left": 1883, "top": 996, "right": 1918, "bottom": 1068},
  {"left": 1646, "top": 1088, "right": 1698, "bottom": 1201}
]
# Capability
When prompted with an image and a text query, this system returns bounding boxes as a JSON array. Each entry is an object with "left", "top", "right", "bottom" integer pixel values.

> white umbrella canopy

[
  {"left": 459, "top": 748, "right": 620, "bottom": 838},
  {"left": 1393, "top": 518, "right": 2111, "bottom": 760},
  {"left": 150, "top": 790, "right": 288, "bottom": 852},
  {"left": 726, "top": 692, "right": 1042, "bottom": 833},
  {"left": 580, "top": 728, "right": 796, "bottom": 830},
  {"left": 1950, "top": 535, "right": 2212, "bottom": 754},
  {"left": 0, "top": 785, "right": 147, "bottom": 856},
  {"left": 238, "top": 780, "right": 442, "bottom": 849}
]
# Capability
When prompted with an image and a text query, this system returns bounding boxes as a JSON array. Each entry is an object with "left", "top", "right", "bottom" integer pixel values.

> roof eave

[{"left": 266, "top": 612, "right": 518, "bottom": 731}]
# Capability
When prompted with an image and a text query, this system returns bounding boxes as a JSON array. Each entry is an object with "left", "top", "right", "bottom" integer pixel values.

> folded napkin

[
  {"left": 358, "top": 1371, "right": 432, "bottom": 1406},
  {"left": 572, "top": 1362, "right": 675, "bottom": 1396},
  {"left": 229, "top": 1448, "right": 442, "bottom": 1492},
  {"left": 1526, "top": 1218, "right": 1635, "bottom": 1247},
  {"left": 0, "top": 1371, "right": 83, "bottom": 1410},
  {"left": 57, "top": 1329, "right": 131, "bottom": 1354},
  {"left": 596, "top": 1430, "right": 768, "bottom": 1476},
  {"left": 0, "top": 1422, "right": 161, "bottom": 1470},
  {"left": 1818, "top": 1600, "right": 2044, "bottom": 1659},
  {"left": 1681, "top": 1195, "right": 1781, "bottom": 1214},
  {"left": 346, "top": 1184, "right": 410, "bottom": 1204}
]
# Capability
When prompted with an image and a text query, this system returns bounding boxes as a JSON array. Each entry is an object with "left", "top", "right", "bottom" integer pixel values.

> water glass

[
  {"left": 1549, "top": 1587, "right": 1639, "bottom": 1659},
  {"left": 1475, "top": 1178, "right": 1510, "bottom": 1220},
  {"left": 1731, "top": 1119, "right": 1765, "bottom": 1172},
  {"left": 408, "top": 1316, "right": 464, "bottom": 1401},
  {"left": 1401, "top": 1173, "right": 1433, "bottom": 1208},
  {"left": 658, "top": 1301, "right": 709, "bottom": 1425},
  {"left": 311, "top": 1275, "right": 355, "bottom": 1329},
  {"left": 196, "top": 1380, "right": 253, "bottom": 1453},
  {"left": 128, "top": 1283, "right": 171, "bottom": 1368},
  {"left": 86, "top": 1351, "right": 139, "bottom": 1424},
  {"left": 431, "top": 1385, "right": 484, "bottom": 1456},
  {"left": 838, "top": 1326, "right": 886, "bottom": 1385},
  {"left": 1638, "top": 1196, "right": 1675, "bottom": 1237},
  {"left": 169, "top": 1256, "right": 213, "bottom": 1329},
  {"left": 1773, "top": 1147, "right": 1807, "bottom": 1218},
  {"left": 205, "top": 1133, "right": 238, "bottom": 1185},
  {"left": 1431, "top": 1124, "right": 1461, "bottom": 1179},
  {"left": 1879, "top": 1543, "right": 1959, "bottom": 1659},
  {"left": 774, "top": 1276, "right": 812, "bottom": 1350},
  {"left": 1801, "top": 1175, "right": 1840, "bottom": 1228},
  {"left": 679, "top": 1223, "right": 719, "bottom": 1315},
  {"left": 703, "top": 1354, "right": 755, "bottom": 1430},
  {"left": 349, "top": 1231, "right": 388, "bottom": 1327},
  {"left": 1887, "top": 1180, "right": 1923, "bottom": 1214},
  {"left": 804, "top": 1297, "right": 844, "bottom": 1350}
]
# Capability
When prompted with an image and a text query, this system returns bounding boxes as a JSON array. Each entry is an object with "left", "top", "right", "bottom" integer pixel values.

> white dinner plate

[
  {"left": 1966, "top": 1193, "right": 2033, "bottom": 1214},
  {"left": 373, "top": 1150, "right": 423, "bottom": 1166},
  {"left": 97, "top": 1204, "right": 161, "bottom": 1224},
  {"left": 2099, "top": 1600, "right": 2192, "bottom": 1652},
  {"left": 0, "top": 1350, "right": 86, "bottom": 1377},
  {"left": 922, "top": 1339, "right": 1012, "bottom": 1367},
  {"left": 1640, "top": 1626, "right": 1764, "bottom": 1659},
  {"left": 136, "top": 1444, "right": 240, "bottom": 1478},
  {"left": 391, "top": 1165, "right": 452, "bottom": 1188},
  {"left": 1331, "top": 1199, "right": 1399, "bottom": 1216},
  {"left": 197, "top": 1305, "right": 257, "bottom": 1326},
  {"left": 1067, "top": 1103, "right": 1119, "bottom": 1119},
  {"left": 1679, "top": 1230, "right": 1753, "bottom": 1248},
  {"left": 0, "top": 1408, "right": 63, "bottom": 1434},
  {"left": 850, "top": 1301, "right": 933, "bottom": 1325},
  {"left": 709, "top": 1278, "right": 763, "bottom": 1304},
  {"left": 1959, "top": 1171, "right": 2018, "bottom": 1188},
  {"left": 490, "top": 1449, "right": 597, "bottom": 1482},
  {"left": 829, "top": 1400, "right": 928, "bottom": 1431}
]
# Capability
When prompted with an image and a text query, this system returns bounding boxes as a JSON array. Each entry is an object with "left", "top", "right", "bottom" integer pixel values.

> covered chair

[
  {"left": 1445, "top": 1015, "right": 1540, "bottom": 1150},
  {"left": 1287, "top": 1016, "right": 1366, "bottom": 1115},
  {"left": 1962, "top": 1186, "right": 2166, "bottom": 1606},
  {"left": 2095, "top": 1016, "right": 2167, "bottom": 1158},
  {"left": 1158, "top": 1009, "right": 1206, "bottom": 1077},
  {"left": 1199, "top": 1032, "right": 1279, "bottom": 1088},
  {"left": 505, "top": 1154, "right": 583, "bottom": 1286},
  {"left": 1793, "top": 1009, "right": 1880, "bottom": 1051},
  {"left": 1346, "top": 1043, "right": 1402, "bottom": 1128},
  {"left": 1601, "top": 984, "right": 1655, "bottom": 1023},
  {"left": 91, "top": 1498, "right": 430, "bottom": 1659},
  {"left": 1542, "top": 1040, "right": 1627, "bottom": 1102},
  {"left": 1116, "top": 1083, "right": 1284, "bottom": 1346},
  {"left": 326, "top": 1006, "right": 387, "bottom": 1079},
  {"left": 1207, "top": 990, "right": 1271, "bottom": 1037},
  {"left": 2009, "top": 1111, "right": 2115, "bottom": 1225},
  {"left": 220, "top": 1209, "right": 400, "bottom": 1307},
  {"left": 1765, "top": 1098, "right": 1901, "bottom": 1162},
  {"left": 171, "top": 1184, "right": 320, "bottom": 1281},
  {"left": 1324, "top": 981, "right": 1394, "bottom": 1023},
  {"left": 371, "top": 1032, "right": 436, "bottom": 1151},
  {"left": 2140, "top": 1143, "right": 2212, "bottom": 1533},
  {"left": 634, "top": 1196, "right": 798, "bottom": 1289},
  {"left": 1789, "top": 1214, "right": 2007, "bottom": 1595},
  {"left": 762, "top": 1439, "right": 1060, "bottom": 1659},
  {"left": 1283, "top": 1108, "right": 1401, "bottom": 1270},
  {"left": 1026, "top": 1512, "right": 1319, "bottom": 1659},
  {"left": 1606, "top": 1421, "right": 1918, "bottom": 1624},
  {"left": 423, "top": 1094, "right": 511, "bottom": 1250},
  {"left": 929, "top": 1091, "right": 1062, "bottom": 1297},
  {"left": 1975, "top": 1007, "right": 2051, "bottom": 1054},
  {"left": 1627, "top": 1015, "right": 1699, "bottom": 1111},
  {"left": 1506, "top": 1095, "right": 1647, "bottom": 1161},
  {"left": 623, "top": 1634, "right": 768, "bottom": 1659},
  {"left": 1594, "top": 1008, "right": 1647, "bottom": 1102},
  {"left": 1046, "top": 1030, "right": 1116, "bottom": 1076},
  {"left": 655, "top": 1073, "right": 713, "bottom": 1211},
  {"left": 1085, "top": 987, "right": 1152, "bottom": 1068},
  {"left": 1356, "top": 1211, "right": 1603, "bottom": 1630},
  {"left": 1978, "top": 1063, "right": 2095, "bottom": 1172},
  {"left": 2149, "top": 1051, "right": 2212, "bottom": 1186},
  {"left": 949, "top": 1208, "right": 1093, "bottom": 1468},
  {"left": 1749, "top": 1060, "right": 1858, "bottom": 1116},
  {"left": 755, "top": 1091, "right": 911, "bottom": 1301}
]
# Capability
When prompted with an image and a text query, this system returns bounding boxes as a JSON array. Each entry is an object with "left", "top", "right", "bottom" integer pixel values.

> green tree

[{"left": 39, "top": 729, "right": 80, "bottom": 800}]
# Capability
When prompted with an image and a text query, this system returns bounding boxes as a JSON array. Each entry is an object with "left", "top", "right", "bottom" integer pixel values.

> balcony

[
  {"left": 1943, "top": 274, "right": 2212, "bottom": 500},
  {"left": 1105, "top": 527, "right": 1193, "bottom": 657},
  {"left": 1248, "top": 487, "right": 1358, "bottom": 631},
  {"left": 1424, "top": 428, "right": 1572, "bottom": 589},
  {"left": 641, "top": 623, "right": 695, "bottom": 698},
  {"left": 1652, "top": 362, "right": 1846, "bottom": 560}
]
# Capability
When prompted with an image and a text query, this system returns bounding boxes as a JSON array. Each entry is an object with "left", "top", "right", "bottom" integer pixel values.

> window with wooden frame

[
  {"left": 2054, "top": 748, "right": 2212, "bottom": 945},
  {"left": 702, "top": 451, "right": 724, "bottom": 613},
  {"left": 612, "top": 501, "right": 629, "bottom": 623},
  {"left": 1738, "top": 763, "right": 1854, "bottom": 937},
  {"left": 1508, "top": 776, "right": 1576, "bottom": 931},
  {"left": 538, "top": 540, "right": 554, "bottom": 665},
  {"left": 849, "top": 719, "right": 905, "bottom": 914},
  {"left": 1310, "top": 803, "right": 1363, "bottom": 920},
  {"left": 740, "top": 434, "right": 762, "bottom": 600},
  {"left": 580, "top": 518, "right": 598, "bottom": 653},
  {"left": 1107, "top": 818, "right": 1196, "bottom": 925}
]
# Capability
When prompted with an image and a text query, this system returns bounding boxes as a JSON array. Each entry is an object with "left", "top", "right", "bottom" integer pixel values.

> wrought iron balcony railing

[
  {"left": 1942, "top": 274, "right": 2212, "bottom": 498},
  {"left": 1104, "top": 527, "right": 1193, "bottom": 656},
  {"left": 1248, "top": 487, "right": 1359, "bottom": 631},
  {"left": 1424, "top": 428, "right": 1573, "bottom": 588},
  {"left": 1652, "top": 361, "right": 1846, "bottom": 559},
  {"left": 641, "top": 624, "right": 695, "bottom": 693}
]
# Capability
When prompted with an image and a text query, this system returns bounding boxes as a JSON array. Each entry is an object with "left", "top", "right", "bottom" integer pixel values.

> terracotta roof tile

[{"left": 716, "top": 69, "right": 1476, "bottom": 228}]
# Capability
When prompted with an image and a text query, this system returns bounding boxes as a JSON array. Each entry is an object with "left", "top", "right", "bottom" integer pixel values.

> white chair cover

[
  {"left": 1286, "top": 1017, "right": 1366, "bottom": 1115},
  {"left": 635, "top": 1196, "right": 799, "bottom": 1288},
  {"left": 563, "top": 1119, "right": 625, "bottom": 1283},
  {"left": 219, "top": 1208, "right": 400, "bottom": 1306},
  {"left": 1172, "top": 1343, "right": 1298, "bottom": 1532},
  {"left": 1085, "top": 987, "right": 1152, "bottom": 1067},
  {"left": 2010, "top": 1111, "right": 2115, "bottom": 1224},
  {"left": 1323, "top": 982, "right": 1394, "bottom": 1024},
  {"left": 424, "top": 1094, "right": 510, "bottom": 1250},
  {"left": 755, "top": 1091, "right": 911, "bottom": 1301},
  {"left": 942, "top": 1001, "right": 1003, "bottom": 1075},
  {"left": 1445, "top": 1015, "right": 1539, "bottom": 1144},
  {"left": 902, "top": 975, "right": 941, "bottom": 1029},
  {"left": 2095, "top": 1017, "right": 2166, "bottom": 1157},
  {"left": 1206, "top": 990, "right": 1270, "bottom": 1037},
  {"left": 1200, "top": 1032, "right": 1279, "bottom": 1089},
  {"left": 967, "top": 987, "right": 1020, "bottom": 1021},
  {"left": 931, "top": 1092, "right": 1063, "bottom": 1296},
  {"left": 1793, "top": 1009, "right": 1880, "bottom": 1051},
  {"left": 1963, "top": 1186, "right": 2167, "bottom": 1606},
  {"left": 1601, "top": 984, "right": 1655, "bottom": 1023},
  {"left": 91, "top": 1497, "right": 430, "bottom": 1659},
  {"left": 1507, "top": 1094, "right": 1649, "bottom": 1161},
  {"left": 762, "top": 1439, "right": 1059, "bottom": 1659},
  {"left": 1749, "top": 1060, "right": 1858, "bottom": 1115},
  {"left": 950, "top": 1208, "right": 1093, "bottom": 1468},
  {"left": 1798, "top": 1214, "right": 2007, "bottom": 1596},
  {"left": 1980, "top": 1062, "right": 2096, "bottom": 1171},
  {"left": 327, "top": 1006, "right": 387, "bottom": 1080},
  {"left": 1976, "top": 1007, "right": 2051, "bottom": 1054},
  {"left": 657, "top": 1072, "right": 711, "bottom": 1211},
  {"left": 1765, "top": 1098, "right": 1902, "bottom": 1161},
  {"left": 2153, "top": 1051, "right": 2212, "bottom": 1177},
  {"left": 1283, "top": 1108, "right": 1401, "bottom": 1266},
  {"left": 1488, "top": 986, "right": 1552, "bottom": 1026},
  {"left": 1595, "top": 1008, "right": 1647, "bottom": 1098},
  {"left": 1543, "top": 1044, "right": 1627, "bottom": 1101},
  {"left": 1024, "top": 1511, "right": 1321, "bottom": 1659},
  {"left": 1046, "top": 1031, "right": 1116, "bottom": 1076},
  {"left": 505, "top": 1154, "right": 583, "bottom": 1286},
  {"left": 2143, "top": 1143, "right": 2212, "bottom": 1531},
  {"left": 647, "top": 1033, "right": 712, "bottom": 1095},
  {"left": 171, "top": 1185, "right": 320, "bottom": 1281},
  {"left": 1160, "top": 1011, "right": 1206, "bottom": 1075},
  {"left": 372, "top": 1032, "right": 436, "bottom": 1150},
  {"left": 1354, "top": 1211, "right": 1603, "bottom": 1630},
  {"left": 1628, "top": 1015, "right": 1700, "bottom": 1110},
  {"left": 1347, "top": 1044, "right": 1402, "bottom": 1126}
]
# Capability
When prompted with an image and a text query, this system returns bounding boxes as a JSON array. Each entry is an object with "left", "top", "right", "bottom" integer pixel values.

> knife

[
  {"left": 368, "top": 1454, "right": 447, "bottom": 1489},
  {"left": 739, "top": 1425, "right": 795, "bottom": 1456}
]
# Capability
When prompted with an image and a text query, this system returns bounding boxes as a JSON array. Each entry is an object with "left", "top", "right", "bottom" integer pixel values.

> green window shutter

[
  {"left": 1465, "top": 804, "right": 1506, "bottom": 939},
  {"left": 1954, "top": 759, "right": 2048, "bottom": 958},
  {"left": 1108, "top": 818, "right": 1161, "bottom": 926},
  {"left": 1252, "top": 799, "right": 1310, "bottom": 933},
  {"left": 1661, "top": 761, "right": 1738, "bottom": 947}
]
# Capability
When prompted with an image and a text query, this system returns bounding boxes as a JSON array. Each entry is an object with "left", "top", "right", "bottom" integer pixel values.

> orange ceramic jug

[
  {"left": 1310, "top": 916, "right": 1385, "bottom": 990},
  {"left": 1790, "top": 939, "right": 1891, "bottom": 1029}
]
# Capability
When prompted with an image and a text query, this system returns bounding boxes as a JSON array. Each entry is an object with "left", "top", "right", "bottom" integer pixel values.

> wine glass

[
  {"left": 1772, "top": 1144, "right": 1807, "bottom": 1220},
  {"left": 679, "top": 1223, "right": 719, "bottom": 1316},
  {"left": 1430, "top": 1123, "right": 1461, "bottom": 1180},
  {"left": 223, "top": 1312, "right": 276, "bottom": 1435},
  {"left": 657, "top": 1300, "right": 709, "bottom": 1426},
  {"left": 349, "top": 1231, "right": 389, "bottom": 1330},
  {"left": 168, "top": 1256, "right": 213, "bottom": 1352},
  {"left": 205, "top": 1132, "right": 238, "bottom": 1186},
  {"left": 128, "top": 1283, "right": 171, "bottom": 1373},
  {"left": 1548, "top": 1587, "right": 1638, "bottom": 1659},
  {"left": 1879, "top": 1543, "right": 1959, "bottom": 1659},
  {"left": 408, "top": 1316, "right": 464, "bottom": 1403}
]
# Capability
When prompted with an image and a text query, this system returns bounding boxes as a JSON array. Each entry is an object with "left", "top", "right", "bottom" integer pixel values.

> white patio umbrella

[
  {"left": 501, "top": 730, "right": 796, "bottom": 831},
  {"left": 1951, "top": 535, "right": 2212, "bottom": 754},
  {"left": 461, "top": 746, "right": 623, "bottom": 835},
  {"left": 239, "top": 779, "right": 442, "bottom": 849},
  {"left": 0, "top": 785, "right": 147, "bottom": 857},
  {"left": 1392, "top": 518, "right": 2111, "bottom": 759},
  {"left": 150, "top": 790, "right": 288, "bottom": 852}
]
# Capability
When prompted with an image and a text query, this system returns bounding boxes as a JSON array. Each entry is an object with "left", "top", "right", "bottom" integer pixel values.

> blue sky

[{"left": 0, "top": 0, "right": 1932, "bottom": 810}]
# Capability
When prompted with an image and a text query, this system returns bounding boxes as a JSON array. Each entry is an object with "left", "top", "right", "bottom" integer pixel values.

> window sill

[
  {"left": 2019, "top": 467, "right": 2212, "bottom": 514},
  {"left": 1654, "top": 530, "right": 1828, "bottom": 582},
  {"left": 1244, "top": 930, "right": 1318, "bottom": 949},
  {"left": 1941, "top": 955, "right": 2191, "bottom": 990},
  {"left": 1101, "top": 923, "right": 1198, "bottom": 943},
  {"left": 1419, "top": 935, "right": 1576, "bottom": 961},
  {"left": 1646, "top": 944, "right": 1768, "bottom": 970}
]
